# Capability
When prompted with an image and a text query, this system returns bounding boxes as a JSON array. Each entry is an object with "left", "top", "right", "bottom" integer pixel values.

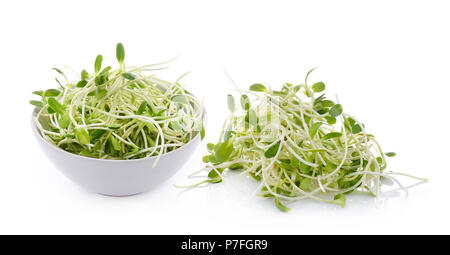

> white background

[{"left": 0, "top": 0, "right": 449, "bottom": 234}]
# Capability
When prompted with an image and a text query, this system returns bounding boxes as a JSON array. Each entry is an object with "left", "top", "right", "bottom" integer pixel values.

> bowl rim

[{"left": 31, "top": 107, "right": 206, "bottom": 163}]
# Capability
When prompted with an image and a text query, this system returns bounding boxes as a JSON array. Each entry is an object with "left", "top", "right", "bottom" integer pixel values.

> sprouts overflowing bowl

[
  {"left": 30, "top": 43, "right": 204, "bottom": 167},
  {"left": 183, "top": 69, "right": 426, "bottom": 211}
]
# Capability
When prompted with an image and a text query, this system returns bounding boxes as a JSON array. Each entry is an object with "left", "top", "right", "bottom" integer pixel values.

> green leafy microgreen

[
  {"left": 32, "top": 90, "right": 44, "bottom": 97},
  {"left": 29, "top": 100, "right": 44, "bottom": 108},
  {"left": 311, "top": 81, "right": 325, "bottom": 92},
  {"left": 122, "top": 72, "right": 136, "bottom": 80},
  {"left": 47, "top": 97, "right": 65, "bottom": 115},
  {"left": 116, "top": 42, "right": 125, "bottom": 65},
  {"left": 207, "top": 143, "right": 215, "bottom": 151},
  {"left": 94, "top": 54, "right": 103, "bottom": 74},
  {"left": 264, "top": 141, "right": 281, "bottom": 158},
  {"left": 329, "top": 104, "right": 343, "bottom": 117},
  {"left": 110, "top": 136, "right": 121, "bottom": 151},
  {"left": 95, "top": 87, "right": 107, "bottom": 100},
  {"left": 320, "top": 100, "right": 335, "bottom": 107},
  {"left": 300, "top": 178, "right": 311, "bottom": 190},
  {"left": 299, "top": 162, "right": 312, "bottom": 174},
  {"left": 352, "top": 124, "right": 362, "bottom": 134},
  {"left": 215, "top": 139, "right": 234, "bottom": 163},
  {"left": 333, "top": 194, "right": 346, "bottom": 208},
  {"left": 76, "top": 80, "right": 88, "bottom": 88},
  {"left": 58, "top": 112, "right": 71, "bottom": 129},
  {"left": 223, "top": 124, "right": 232, "bottom": 142},
  {"left": 240, "top": 94, "right": 250, "bottom": 111},
  {"left": 44, "top": 89, "right": 61, "bottom": 97},
  {"left": 309, "top": 122, "right": 323, "bottom": 138},
  {"left": 75, "top": 129, "right": 90, "bottom": 145},
  {"left": 322, "top": 132, "right": 342, "bottom": 140},
  {"left": 81, "top": 69, "right": 90, "bottom": 80},
  {"left": 324, "top": 116, "right": 336, "bottom": 124},
  {"left": 171, "top": 95, "right": 190, "bottom": 104},
  {"left": 137, "top": 101, "right": 148, "bottom": 115},
  {"left": 94, "top": 73, "right": 107, "bottom": 86},
  {"left": 227, "top": 94, "right": 235, "bottom": 112},
  {"left": 249, "top": 83, "right": 267, "bottom": 92},
  {"left": 229, "top": 163, "right": 243, "bottom": 170}
]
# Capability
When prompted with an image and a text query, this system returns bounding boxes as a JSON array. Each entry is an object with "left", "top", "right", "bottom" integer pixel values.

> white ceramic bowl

[{"left": 32, "top": 110, "right": 203, "bottom": 196}]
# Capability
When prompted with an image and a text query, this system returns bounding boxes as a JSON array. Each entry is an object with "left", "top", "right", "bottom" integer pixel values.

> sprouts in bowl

[{"left": 30, "top": 43, "right": 205, "bottom": 195}]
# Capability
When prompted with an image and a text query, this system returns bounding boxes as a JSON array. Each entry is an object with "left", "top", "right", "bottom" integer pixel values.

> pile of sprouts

[
  {"left": 183, "top": 69, "right": 426, "bottom": 211},
  {"left": 30, "top": 43, "right": 204, "bottom": 165}
]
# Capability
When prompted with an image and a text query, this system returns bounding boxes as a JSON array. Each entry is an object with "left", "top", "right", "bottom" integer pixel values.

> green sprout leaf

[
  {"left": 300, "top": 178, "right": 311, "bottom": 190},
  {"left": 137, "top": 101, "right": 148, "bottom": 115},
  {"left": 224, "top": 123, "right": 232, "bottom": 142},
  {"left": 385, "top": 152, "right": 396, "bottom": 157},
  {"left": 229, "top": 163, "right": 244, "bottom": 170},
  {"left": 299, "top": 162, "right": 312, "bottom": 174},
  {"left": 32, "top": 90, "right": 44, "bottom": 97},
  {"left": 352, "top": 124, "right": 362, "bottom": 134},
  {"left": 100, "top": 66, "right": 112, "bottom": 75},
  {"left": 346, "top": 117, "right": 356, "bottom": 127},
  {"left": 208, "top": 168, "right": 224, "bottom": 178},
  {"left": 246, "top": 109, "right": 257, "bottom": 127},
  {"left": 110, "top": 136, "right": 121, "bottom": 151},
  {"left": 333, "top": 194, "right": 346, "bottom": 208},
  {"left": 58, "top": 112, "right": 71, "bottom": 129},
  {"left": 309, "top": 122, "right": 323, "bottom": 138},
  {"left": 240, "top": 94, "right": 250, "bottom": 111},
  {"left": 116, "top": 42, "right": 125, "bottom": 64},
  {"left": 202, "top": 155, "right": 210, "bottom": 163},
  {"left": 312, "top": 81, "right": 325, "bottom": 92},
  {"left": 122, "top": 72, "right": 136, "bottom": 80},
  {"left": 171, "top": 95, "right": 190, "bottom": 104},
  {"left": 95, "top": 87, "right": 107, "bottom": 100},
  {"left": 94, "top": 74, "right": 107, "bottom": 86},
  {"left": 94, "top": 54, "right": 103, "bottom": 74},
  {"left": 322, "top": 132, "right": 342, "bottom": 140},
  {"left": 264, "top": 141, "right": 281, "bottom": 158},
  {"left": 227, "top": 94, "right": 235, "bottom": 112},
  {"left": 75, "top": 129, "right": 90, "bottom": 145},
  {"left": 320, "top": 100, "right": 335, "bottom": 107},
  {"left": 250, "top": 172, "right": 262, "bottom": 181},
  {"left": 76, "top": 80, "right": 88, "bottom": 88},
  {"left": 324, "top": 116, "right": 336, "bottom": 124},
  {"left": 47, "top": 97, "right": 65, "bottom": 115},
  {"left": 329, "top": 104, "right": 343, "bottom": 118},
  {"left": 207, "top": 143, "right": 215, "bottom": 151},
  {"left": 81, "top": 69, "right": 90, "bottom": 80},
  {"left": 44, "top": 89, "right": 61, "bottom": 97},
  {"left": 29, "top": 100, "right": 44, "bottom": 107},
  {"left": 215, "top": 139, "right": 234, "bottom": 163},
  {"left": 249, "top": 83, "right": 267, "bottom": 92}
]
